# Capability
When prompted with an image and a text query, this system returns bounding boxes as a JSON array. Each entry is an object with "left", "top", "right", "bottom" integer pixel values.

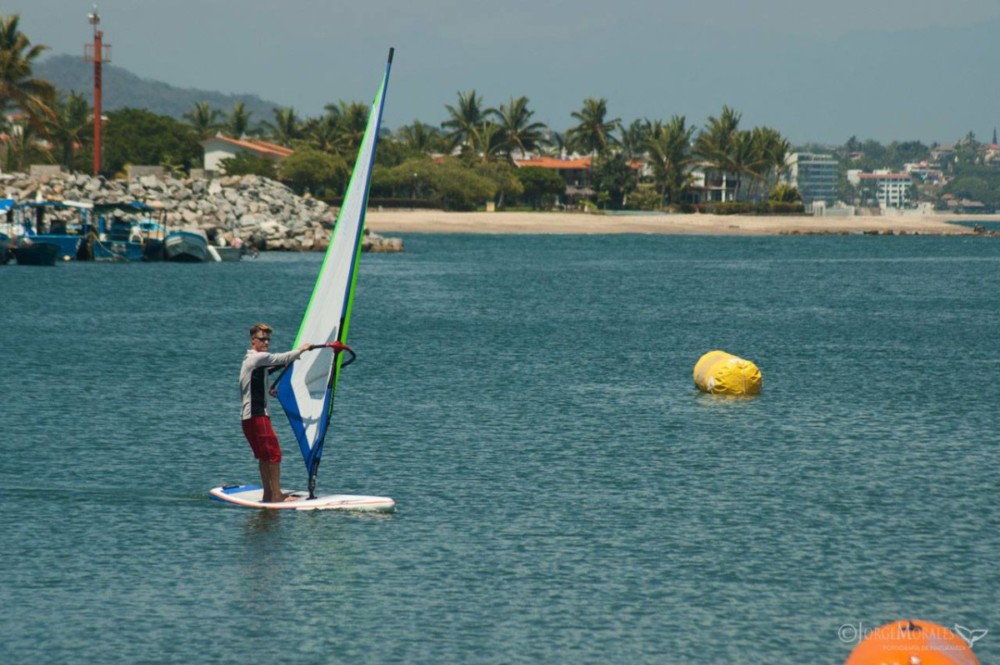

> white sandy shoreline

[{"left": 367, "top": 210, "right": 1000, "bottom": 236}]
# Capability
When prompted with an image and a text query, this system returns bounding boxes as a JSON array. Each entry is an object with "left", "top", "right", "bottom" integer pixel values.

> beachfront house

[
  {"left": 690, "top": 163, "right": 740, "bottom": 203},
  {"left": 200, "top": 135, "right": 294, "bottom": 173},
  {"left": 513, "top": 156, "right": 595, "bottom": 204}
]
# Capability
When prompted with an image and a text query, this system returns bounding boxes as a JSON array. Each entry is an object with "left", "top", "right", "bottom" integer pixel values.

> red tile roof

[
  {"left": 515, "top": 157, "right": 592, "bottom": 170},
  {"left": 202, "top": 135, "right": 294, "bottom": 158},
  {"left": 858, "top": 173, "right": 911, "bottom": 180}
]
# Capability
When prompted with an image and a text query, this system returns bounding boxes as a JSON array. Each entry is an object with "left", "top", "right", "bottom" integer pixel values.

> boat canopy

[
  {"left": 92, "top": 201, "right": 157, "bottom": 214},
  {"left": 16, "top": 200, "right": 93, "bottom": 210}
]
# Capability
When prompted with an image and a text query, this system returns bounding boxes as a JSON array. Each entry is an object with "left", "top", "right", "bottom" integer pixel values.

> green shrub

[
  {"left": 515, "top": 167, "right": 566, "bottom": 209},
  {"left": 626, "top": 184, "right": 662, "bottom": 211},
  {"left": 769, "top": 183, "right": 802, "bottom": 203},
  {"left": 219, "top": 152, "right": 278, "bottom": 179},
  {"left": 279, "top": 149, "right": 347, "bottom": 195}
]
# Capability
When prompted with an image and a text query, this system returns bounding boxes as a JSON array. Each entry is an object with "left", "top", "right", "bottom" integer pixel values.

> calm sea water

[{"left": 2, "top": 234, "right": 999, "bottom": 663}]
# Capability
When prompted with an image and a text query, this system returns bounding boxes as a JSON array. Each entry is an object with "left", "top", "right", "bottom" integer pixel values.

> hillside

[{"left": 35, "top": 54, "right": 280, "bottom": 124}]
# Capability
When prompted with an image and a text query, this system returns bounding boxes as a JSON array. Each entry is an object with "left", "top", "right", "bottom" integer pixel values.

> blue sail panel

[{"left": 276, "top": 363, "right": 332, "bottom": 473}]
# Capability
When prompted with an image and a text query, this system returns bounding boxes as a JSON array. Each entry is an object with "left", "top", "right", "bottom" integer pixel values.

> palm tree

[
  {"left": 471, "top": 121, "right": 504, "bottom": 161},
  {"left": 619, "top": 119, "right": 652, "bottom": 161},
  {"left": 442, "top": 90, "right": 490, "bottom": 154},
  {"left": 749, "top": 126, "right": 789, "bottom": 200},
  {"left": 645, "top": 115, "right": 695, "bottom": 206},
  {"left": 729, "top": 130, "right": 766, "bottom": 201},
  {"left": 183, "top": 102, "right": 222, "bottom": 140},
  {"left": 590, "top": 152, "right": 635, "bottom": 209},
  {"left": 395, "top": 121, "right": 444, "bottom": 155},
  {"left": 1, "top": 121, "right": 52, "bottom": 172},
  {"left": 47, "top": 91, "right": 91, "bottom": 170},
  {"left": 620, "top": 118, "right": 653, "bottom": 190},
  {"left": 695, "top": 105, "right": 742, "bottom": 202},
  {"left": 566, "top": 98, "right": 620, "bottom": 156},
  {"left": 260, "top": 107, "right": 302, "bottom": 146},
  {"left": 489, "top": 96, "right": 547, "bottom": 161},
  {"left": 539, "top": 129, "right": 567, "bottom": 157},
  {"left": 322, "top": 101, "right": 343, "bottom": 120},
  {"left": 0, "top": 14, "right": 56, "bottom": 133},
  {"left": 223, "top": 102, "right": 253, "bottom": 138},
  {"left": 331, "top": 101, "right": 369, "bottom": 156},
  {"left": 303, "top": 113, "right": 338, "bottom": 153}
]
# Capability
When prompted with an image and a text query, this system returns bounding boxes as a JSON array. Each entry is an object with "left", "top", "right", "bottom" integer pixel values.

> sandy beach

[{"left": 367, "top": 210, "right": 1000, "bottom": 236}]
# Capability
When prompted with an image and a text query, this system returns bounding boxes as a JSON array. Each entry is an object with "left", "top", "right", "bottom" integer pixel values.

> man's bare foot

[{"left": 281, "top": 493, "right": 300, "bottom": 502}]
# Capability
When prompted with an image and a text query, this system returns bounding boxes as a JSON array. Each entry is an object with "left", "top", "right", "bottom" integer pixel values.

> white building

[
  {"left": 848, "top": 169, "right": 913, "bottom": 209},
  {"left": 200, "top": 135, "right": 294, "bottom": 173},
  {"left": 783, "top": 153, "right": 839, "bottom": 207},
  {"left": 903, "top": 161, "right": 943, "bottom": 184}
]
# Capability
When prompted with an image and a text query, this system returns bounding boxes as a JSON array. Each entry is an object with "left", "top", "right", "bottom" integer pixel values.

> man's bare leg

[
  {"left": 259, "top": 460, "right": 275, "bottom": 502},
  {"left": 265, "top": 461, "right": 297, "bottom": 502}
]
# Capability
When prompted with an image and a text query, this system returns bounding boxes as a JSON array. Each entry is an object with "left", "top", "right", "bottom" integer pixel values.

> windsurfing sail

[{"left": 276, "top": 48, "right": 394, "bottom": 498}]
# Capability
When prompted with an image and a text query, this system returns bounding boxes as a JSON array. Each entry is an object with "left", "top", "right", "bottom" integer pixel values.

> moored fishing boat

[
  {"left": 207, "top": 245, "right": 245, "bottom": 262},
  {"left": 213, "top": 246, "right": 242, "bottom": 261},
  {"left": 137, "top": 219, "right": 169, "bottom": 261},
  {"left": 12, "top": 200, "right": 169, "bottom": 262},
  {"left": 164, "top": 229, "right": 211, "bottom": 262},
  {"left": 14, "top": 200, "right": 90, "bottom": 261},
  {"left": 11, "top": 239, "right": 60, "bottom": 266},
  {"left": 0, "top": 232, "right": 13, "bottom": 264},
  {"left": 90, "top": 201, "right": 165, "bottom": 262}
]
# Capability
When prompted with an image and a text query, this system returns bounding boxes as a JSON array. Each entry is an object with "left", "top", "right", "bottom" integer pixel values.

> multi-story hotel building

[
  {"left": 847, "top": 169, "right": 913, "bottom": 209},
  {"left": 783, "top": 153, "right": 839, "bottom": 207}
]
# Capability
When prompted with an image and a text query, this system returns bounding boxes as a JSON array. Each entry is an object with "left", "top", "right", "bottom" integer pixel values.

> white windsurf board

[{"left": 209, "top": 484, "right": 394, "bottom": 512}]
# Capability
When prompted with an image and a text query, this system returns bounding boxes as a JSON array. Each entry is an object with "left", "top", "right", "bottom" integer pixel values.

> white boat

[
  {"left": 164, "top": 229, "right": 210, "bottom": 262},
  {"left": 211, "top": 49, "right": 395, "bottom": 511},
  {"left": 211, "top": 246, "right": 242, "bottom": 262}
]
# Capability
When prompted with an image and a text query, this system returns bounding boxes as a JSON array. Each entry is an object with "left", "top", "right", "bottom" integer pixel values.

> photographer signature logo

[
  {"left": 838, "top": 621, "right": 988, "bottom": 651},
  {"left": 953, "top": 624, "right": 988, "bottom": 649}
]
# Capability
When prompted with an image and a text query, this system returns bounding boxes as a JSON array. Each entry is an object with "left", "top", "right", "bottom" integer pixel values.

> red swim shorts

[{"left": 242, "top": 416, "right": 282, "bottom": 463}]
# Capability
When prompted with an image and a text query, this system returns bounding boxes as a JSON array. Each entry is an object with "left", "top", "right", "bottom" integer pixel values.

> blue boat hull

[
  {"left": 28, "top": 235, "right": 82, "bottom": 261},
  {"left": 0, "top": 233, "right": 12, "bottom": 264},
  {"left": 12, "top": 242, "right": 60, "bottom": 266},
  {"left": 92, "top": 240, "right": 144, "bottom": 262}
]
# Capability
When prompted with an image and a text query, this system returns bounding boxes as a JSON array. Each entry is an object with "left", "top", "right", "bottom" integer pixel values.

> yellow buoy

[{"left": 693, "top": 350, "right": 762, "bottom": 396}]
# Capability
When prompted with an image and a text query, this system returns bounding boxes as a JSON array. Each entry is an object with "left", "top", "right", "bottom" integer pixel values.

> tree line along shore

[{"left": 3, "top": 12, "right": 1000, "bottom": 218}]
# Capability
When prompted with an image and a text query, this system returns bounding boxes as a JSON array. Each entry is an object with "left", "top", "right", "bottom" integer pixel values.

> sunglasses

[{"left": 255, "top": 337, "right": 271, "bottom": 342}]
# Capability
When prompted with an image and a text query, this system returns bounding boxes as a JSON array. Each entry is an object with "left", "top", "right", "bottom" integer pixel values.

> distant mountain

[{"left": 35, "top": 54, "right": 280, "bottom": 124}]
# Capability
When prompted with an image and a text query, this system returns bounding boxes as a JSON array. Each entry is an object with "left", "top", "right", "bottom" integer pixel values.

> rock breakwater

[{"left": 0, "top": 171, "right": 403, "bottom": 253}]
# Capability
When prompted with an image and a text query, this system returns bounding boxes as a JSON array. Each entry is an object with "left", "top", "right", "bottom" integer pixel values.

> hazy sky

[{"left": 9, "top": 0, "right": 1000, "bottom": 145}]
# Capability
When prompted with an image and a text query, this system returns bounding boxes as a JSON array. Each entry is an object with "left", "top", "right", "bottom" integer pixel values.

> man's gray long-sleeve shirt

[{"left": 240, "top": 348, "right": 304, "bottom": 420}]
